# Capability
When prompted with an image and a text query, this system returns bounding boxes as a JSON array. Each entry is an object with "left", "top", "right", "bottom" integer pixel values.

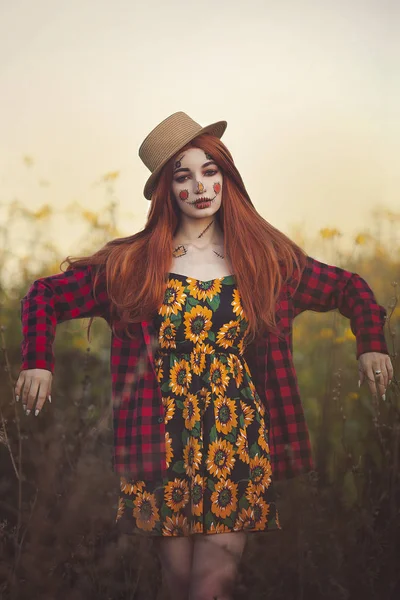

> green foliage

[{"left": 0, "top": 203, "right": 399, "bottom": 599}]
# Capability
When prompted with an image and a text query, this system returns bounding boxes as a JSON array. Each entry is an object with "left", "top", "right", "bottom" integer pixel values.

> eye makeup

[
  {"left": 174, "top": 169, "right": 218, "bottom": 183},
  {"left": 173, "top": 161, "right": 217, "bottom": 176}
]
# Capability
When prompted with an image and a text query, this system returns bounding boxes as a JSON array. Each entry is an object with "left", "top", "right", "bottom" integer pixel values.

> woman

[{"left": 15, "top": 111, "right": 392, "bottom": 600}]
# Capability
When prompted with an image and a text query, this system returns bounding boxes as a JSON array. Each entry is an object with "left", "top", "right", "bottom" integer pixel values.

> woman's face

[{"left": 171, "top": 147, "right": 223, "bottom": 217}]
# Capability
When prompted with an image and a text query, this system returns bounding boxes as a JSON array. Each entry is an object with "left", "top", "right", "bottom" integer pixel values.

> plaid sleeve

[
  {"left": 290, "top": 255, "right": 389, "bottom": 359},
  {"left": 20, "top": 264, "right": 109, "bottom": 373}
]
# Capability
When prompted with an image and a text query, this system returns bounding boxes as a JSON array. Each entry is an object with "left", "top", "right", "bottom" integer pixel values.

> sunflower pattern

[{"left": 115, "top": 273, "right": 281, "bottom": 536}]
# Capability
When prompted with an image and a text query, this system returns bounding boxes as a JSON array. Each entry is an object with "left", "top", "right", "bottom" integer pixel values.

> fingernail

[
  {"left": 49, "top": 395, "right": 52, "bottom": 404},
  {"left": 389, "top": 380, "right": 392, "bottom": 385},
  {"left": 382, "top": 394, "right": 386, "bottom": 401},
  {"left": 22, "top": 404, "right": 26, "bottom": 412},
  {"left": 35, "top": 409, "right": 39, "bottom": 416},
  {"left": 358, "top": 380, "right": 361, "bottom": 388},
  {"left": 26, "top": 409, "right": 30, "bottom": 416},
  {"left": 16, "top": 395, "right": 19, "bottom": 402}
]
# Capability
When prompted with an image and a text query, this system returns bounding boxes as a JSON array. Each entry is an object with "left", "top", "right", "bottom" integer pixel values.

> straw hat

[{"left": 138, "top": 111, "right": 227, "bottom": 200}]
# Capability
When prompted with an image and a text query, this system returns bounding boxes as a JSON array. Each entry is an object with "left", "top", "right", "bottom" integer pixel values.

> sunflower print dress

[{"left": 115, "top": 273, "right": 281, "bottom": 536}]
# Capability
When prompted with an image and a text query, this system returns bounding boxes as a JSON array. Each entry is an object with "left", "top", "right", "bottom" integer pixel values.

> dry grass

[{"left": 0, "top": 199, "right": 399, "bottom": 599}]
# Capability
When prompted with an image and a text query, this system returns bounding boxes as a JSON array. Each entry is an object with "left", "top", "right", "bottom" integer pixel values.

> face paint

[
  {"left": 174, "top": 155, "right": 184, "bottom": 171},
  {"left": 171, "top": 147, "right": 223, "bottom": 210},
  {"left": 172, "top": 244, "right": 187, "bottom": 257}
]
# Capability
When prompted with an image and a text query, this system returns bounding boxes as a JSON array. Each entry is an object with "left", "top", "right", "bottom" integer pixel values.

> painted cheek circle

[
  {"left": 213, "top": 182, "right": 221, "bottom": 195},
  {"left": 179, "top": 190, "right": 189, "bottom": 201}
]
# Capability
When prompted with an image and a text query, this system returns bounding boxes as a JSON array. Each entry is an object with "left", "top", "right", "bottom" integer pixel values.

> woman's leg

[
  {"left": 153, "top": 536, "right": 194, "bottom": 600},
  {"left": 189, "top": 532, "right": 247, "bottom": 600}
]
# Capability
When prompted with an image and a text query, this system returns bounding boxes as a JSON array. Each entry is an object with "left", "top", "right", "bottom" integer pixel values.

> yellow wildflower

[
  {"left": 319, "top": 227, "right": 342, "bottom": 240},
  {"left": 103, "top": 170, "right": 120, "bottom": 182},
  {"left": 320, "top": 328, "right": 334, "bottom": 339}
]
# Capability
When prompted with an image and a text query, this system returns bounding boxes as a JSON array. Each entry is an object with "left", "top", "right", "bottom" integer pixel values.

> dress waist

[{"left": 155, "top": 340, "right": 243, "bottom": 357}]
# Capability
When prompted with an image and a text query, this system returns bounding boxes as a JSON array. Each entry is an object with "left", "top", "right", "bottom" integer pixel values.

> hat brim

[{"left": 143, "top": 120, "right": 227, "bottom": 200}]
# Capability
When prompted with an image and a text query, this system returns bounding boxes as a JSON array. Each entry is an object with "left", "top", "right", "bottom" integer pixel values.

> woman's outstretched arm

[{"left": 20, "top": 264, "right": 109, "bottom": 373}]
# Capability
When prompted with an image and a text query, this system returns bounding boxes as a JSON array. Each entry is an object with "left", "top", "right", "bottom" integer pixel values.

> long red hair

[{"left": 63, "top": 133, "right": 307, "bottom": 345}]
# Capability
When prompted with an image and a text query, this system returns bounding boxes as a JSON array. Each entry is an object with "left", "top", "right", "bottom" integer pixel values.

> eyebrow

[{"left": 173, "top": 160, "right": 217, "bottom": 175}]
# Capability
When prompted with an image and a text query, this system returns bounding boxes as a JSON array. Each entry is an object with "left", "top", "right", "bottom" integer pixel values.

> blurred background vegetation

[{"left": 0, "top": 168, "right": 399, "bottom": 599}]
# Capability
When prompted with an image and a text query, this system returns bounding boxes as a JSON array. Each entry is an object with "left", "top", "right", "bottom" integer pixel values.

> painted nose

[{"left": 196, "top": 181, "right": 205, "bottom": 193}]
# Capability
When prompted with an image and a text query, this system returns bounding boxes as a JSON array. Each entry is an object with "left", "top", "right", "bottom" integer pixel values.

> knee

[{"left": 189, "top": 566, "right": 237, "bottom": 600}]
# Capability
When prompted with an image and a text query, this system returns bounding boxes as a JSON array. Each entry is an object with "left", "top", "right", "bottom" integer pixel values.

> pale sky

[{"left": 1, "top": 0, "right": 399, "bottom": 270}]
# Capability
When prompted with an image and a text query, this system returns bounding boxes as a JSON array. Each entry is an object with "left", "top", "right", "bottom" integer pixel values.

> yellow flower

[
  {"left": 200, "top": 342, "right": 215, "bottom": 355},
  {"left": 33, "top": 204, "right": 52, "bottom": 219},
  {"left": 183, "top": 394, "right": 201, "bottom": 430},
  {"left": 319, "top": 227, "right": 342, "bottom": 240},
  {"left": 183, "top": 436, "right": 202, "bottom": 477},
  {"left": 343, "top": 327, "right": 355, "bottom": 340},
  {"left": 155, "top": 356, "right": 164, "bottom": 383},
  {"left": 133, "top": 491, "right": 160, "bottom": 531},
  {"left": 162, "top": 514, "right": 190, "bottom": 536},
  {"left": 238, "top": 338, "right": 245, "bottom": 355},
  {"left": 250, "top": 454, "right": 272, "bottom": 494},
  {"left": 233, "top": 507, "right": 255, "bottom": 531},
  {"left": 159, "top": 279, "right": 187, "bottom": 317},
  {"left": 252, "top": 497, "right": 270, "bottom": 530},
  {"left": 231, "top": 288, "right": 245, "bottom": 318},
  {"left": 334, "top": 336, "right": 345, "bottom": 344},
  {"left": 120, "top": 477, "right": 145, "bottom": 495},
  {"left": 227, "top": 354, "right": 244, "bottom": 387},
  {"left": 245, "top": 481, "right": 259, "bottom": 504},
  {"left": 102, "top": 170, "right": 120, "bottom": 182},
  {"left": 254, "top": 393, "right": 266, "bottom": 417},
  {"left": 164, "top": 478, "right": 190, "bottom": 512},
  {"left": 184, "top": 305, "right": 213, "bottom": 343},
  {"left": 162, "top": 396, "right": 175, "bottom": 423},
  {"left": 115, "top": 497, "right": 125, "bottom": 522},
  {"left": 215, "top": 395, "right": 238, "bottom": 434},
  {"left": 216, "top": 320, "right": 241, "bottom": 349},
  {"left": 348, "top": 392, "right": 360, "bottom": 400},
  {"left": 211, "top": 478, "right": 238, "bottom": 518},
  {"left": 198, "top": 387, "right": 212, "bottom": 411},
  {"left": 209, "top": 357, "right": 230, "bottom": 395},
  {"left": 82, "top": 210, "right": 100, "bottom": 227},
  {"left": 169, "top": 358, "right": 192, "bottom": 395},
  {"left": 240, "top": 400, "right": 255, "bottom": 428},
  {"left": 190, "top": 344, "right": 207, "bottom": 375},
  {"left": 191, "top": 474, "right": 205, "bottom": 516},
  {"left": 236, "top": 428, "right": 250, "bottom": 464},
  {"left": 159, "top": 318, "right": 177, "bottom": 349},
  {"left": 191, "top": 521, "right": 203, "bottom": 534},
  {"left": 257, "top": 424, "right": 270, "bottom": 454},
  {"left": 187, "top": 278, "right": 222, "bottom": 301},
  {"left": 206, "top": 438, "right": 236, "bottom": 479},
  {"left": 165, "top": 431, "right": 174, "bottom": 468},
  {"left": 23, "top": 155, "right": 34, "bottom": 167},
  {"left": 248, "top": 378, "right": 257, "bottom": 398},
  {"left": 355, "top": 233, "right": 367, "bottom": 245},
  {"left": 209, "top": 522, "right": 231, "bottom": 534}
]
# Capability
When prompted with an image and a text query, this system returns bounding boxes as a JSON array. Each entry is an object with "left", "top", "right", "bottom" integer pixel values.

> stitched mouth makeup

[{"left": 191, "top": 195, "right": 216, "bottom": 206}]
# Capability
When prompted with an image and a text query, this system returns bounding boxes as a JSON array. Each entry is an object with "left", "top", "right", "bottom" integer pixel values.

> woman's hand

[
  {"left": 358, "top": 352, "right": 393, "bottom": 400},
  {"left": 14, "top": 369, "right": 53, "bottom": 416}
]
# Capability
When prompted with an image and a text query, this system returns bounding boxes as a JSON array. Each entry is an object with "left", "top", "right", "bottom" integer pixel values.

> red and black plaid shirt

[{"left": 20, "top": 256, "right": 389, "bottom": 481}]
